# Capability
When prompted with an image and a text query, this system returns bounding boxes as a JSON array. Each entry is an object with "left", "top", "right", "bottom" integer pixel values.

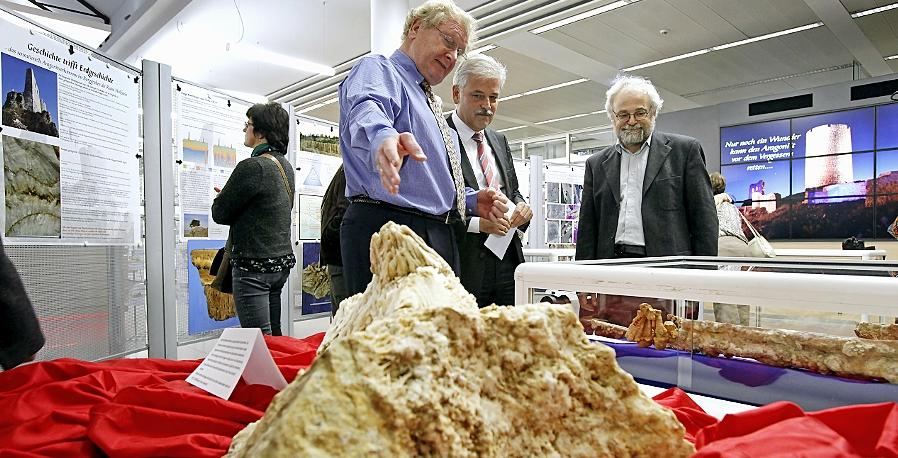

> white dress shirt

[
  {"left": 614, "top": 135, "right": 652, "bottom": 247},
  {"left": 452, "top": 111, "right": 504, "bottom": 233}
]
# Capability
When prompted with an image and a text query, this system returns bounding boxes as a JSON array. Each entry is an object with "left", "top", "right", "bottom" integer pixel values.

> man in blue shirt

[{"left": 339, "top": 0, "right": 508, "bottom": 296}]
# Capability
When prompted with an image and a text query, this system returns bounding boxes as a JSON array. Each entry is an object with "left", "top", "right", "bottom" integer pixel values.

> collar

[
  {"left": 251, "top": 143, "right": 274, "bottom": 157},
  {"left": 616, "top": 133, "right": 653, "bottom": 155},
  {"left": 390, "top": 49, "right": 426, "bottom": 87},
  {"left": 452, "top": 111, "right": 478, "bottom": 142}
]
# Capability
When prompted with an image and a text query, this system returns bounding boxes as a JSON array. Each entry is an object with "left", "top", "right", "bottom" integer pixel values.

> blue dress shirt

[{"left": 339, "top": 50, "right": 477, "bottom": 216}]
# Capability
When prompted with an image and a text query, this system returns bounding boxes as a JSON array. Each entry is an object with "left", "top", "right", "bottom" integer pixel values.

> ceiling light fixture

[
  {"left": 297, "top": 97, "right": 338, "bottom": 114},
  {"left": 535, "top": 110, "right": 606, "bottom": 125},
  {"left": 469, "top": 44, "right": 497, "bottom": 55},
  {"left": 0, "top": 2, "right": 110, "bottom": 47},
  {"left": 850, "top": 2, "right": 898, "bottom": 17},
  {"left": 622, "top": 22, "right": 824, "bottom": 72},
  {"left": 230, "top": 44, "right": 335, "bottom": 77},
  {"left": 710, "top": 22, "right": 823, "bottom": 51},
  {"left": 497, "top": 125, "right": 527, "bottom": 132},
  {"left": 530, "top": 0, "right": 632, "bottom": 34},
  {"left": 885, "top": 54, "right": 898, "bottom": 61},
  {"left": 500, "top": 78, "right": 589, "bottom": 102}
]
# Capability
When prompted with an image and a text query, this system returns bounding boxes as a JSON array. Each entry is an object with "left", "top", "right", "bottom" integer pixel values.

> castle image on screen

[{"left": 804, "top": 124, "right": 853, "bottom": 190}]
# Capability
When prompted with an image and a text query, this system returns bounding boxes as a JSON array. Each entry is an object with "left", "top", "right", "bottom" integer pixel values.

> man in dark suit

[
  {"left": 446, "top": 54, "right": 532, "bottom": 307},
  {"left": 575, "top": 75, "right": 716, "bottom": 325}
]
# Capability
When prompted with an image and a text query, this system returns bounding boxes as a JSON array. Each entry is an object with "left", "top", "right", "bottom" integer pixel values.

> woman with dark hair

[{"left": 212, "top": 102, "right": 295, "bottom": 335}]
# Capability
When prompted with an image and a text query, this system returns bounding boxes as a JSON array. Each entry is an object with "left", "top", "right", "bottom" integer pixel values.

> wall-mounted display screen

[
  {"left": 720, "top": 103, "right": 897, "bottom": 240},
  {"left": 719, "top": 119, "right": 791, "bottom": 166},
  {"left": 878, "top": 103, "right": 898, "bottom": 150}
]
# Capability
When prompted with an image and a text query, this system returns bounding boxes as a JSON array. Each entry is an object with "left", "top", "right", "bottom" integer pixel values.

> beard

[{"left": 616, "top": 120, "right": 654, "bottom": 147}]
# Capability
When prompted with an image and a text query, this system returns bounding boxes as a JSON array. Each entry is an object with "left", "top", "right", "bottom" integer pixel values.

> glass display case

[{"left": 514, "top": 257, "right": 898, "bottom": 410}]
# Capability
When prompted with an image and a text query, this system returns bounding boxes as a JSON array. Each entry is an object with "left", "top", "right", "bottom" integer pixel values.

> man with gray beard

[
  {"left": 574, "top": 75, "right": 717, "bottom": 325},
  {"left": 575, "top": 75, "right": 717, "bottom": 261}
]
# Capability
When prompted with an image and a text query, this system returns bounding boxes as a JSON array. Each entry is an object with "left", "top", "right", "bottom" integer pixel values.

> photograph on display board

[
  {"left": 546, "top": 182, "right": 561, "bottom": 203},
  {"left": 186, "top": 239, "right": 240, "bottom": 334},
  {"left": 546, "top": 203, "right": 565, "bottom": 219},
  {"left": 300, "top": 242, "right": 331, "bottom": 315},
  {"left": 3, "top": 135, "right": 60, "bottom": 237},
  {"left": 300, "top": 132, "right": 340, "bottom": 157},
  {"left": 1, "top": 53, "right": 59, "bottom": 137},
  {"left": 183, "top": 212, "right": 209, "bottom": 237},
  {"left": 213, "top": 144, "right": 237, "bottom": 168},
  {"left": 560, "top": 220, "right": 573, "bottom": 244},
  {"left": 182, "top": 138, "right": 209, "bottom": 165},
  {"left": 877, "top": 103, "right": 898, "bottom": 150},
  {"left": 720, "top": 119, "right": 791, "bottom": 166},
  {"left": 546, "top": 220, "right": 560, "bottom": 244}
]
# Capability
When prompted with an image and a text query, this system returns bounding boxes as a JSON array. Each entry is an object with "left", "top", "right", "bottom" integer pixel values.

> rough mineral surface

[{"left": 227, "top": 222, "right": 693, "bottom": 458}]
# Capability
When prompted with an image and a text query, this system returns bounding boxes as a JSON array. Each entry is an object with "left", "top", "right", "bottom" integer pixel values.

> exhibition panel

[
  {"left": 0, "top": 9, "right": 147, "bottom": 361},
  {"left": 515, "top": 257, "right": 898, "bottom": 410}
]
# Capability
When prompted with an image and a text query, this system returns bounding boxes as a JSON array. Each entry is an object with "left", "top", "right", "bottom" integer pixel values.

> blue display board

[
  {"left": 301, "top": 242, "right": 332, "bottom": 316},
  {"left": 187, "top": 239, "right": 239, "bottom": 334}
]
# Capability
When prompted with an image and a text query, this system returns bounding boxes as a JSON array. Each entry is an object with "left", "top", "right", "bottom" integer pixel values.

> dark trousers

[
  {"left": 232, "top": 267, "right": 288, "bottom": 336},
  {"left": 340, "top": 202, "right": 461, "bottom": 297},
  {"left": 327, "top": 264, "right": 348, "bottom": 317},
  {"left": 473, "top": 247, "right": 519, "bottom": 308}
]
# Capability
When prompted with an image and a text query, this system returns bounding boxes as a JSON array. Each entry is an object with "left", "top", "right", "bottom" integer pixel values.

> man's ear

[
  {"left": 452, "top": 85, "right": 461, "bottom": 104},
  {"left": 408, "top": 19, "right": 422, "bottom": 39}
]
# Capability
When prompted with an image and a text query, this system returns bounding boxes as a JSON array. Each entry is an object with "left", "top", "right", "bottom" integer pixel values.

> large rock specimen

[{"left": 226, "top": 222, "right": 693, "bottom": 457}]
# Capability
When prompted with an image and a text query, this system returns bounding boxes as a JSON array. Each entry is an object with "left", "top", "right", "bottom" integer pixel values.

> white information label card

[{"left": 186, "top": 328, "right": 287, "bottom": 399}]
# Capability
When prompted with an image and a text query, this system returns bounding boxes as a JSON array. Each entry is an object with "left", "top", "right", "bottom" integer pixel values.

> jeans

[
  {"left": 327, "top": 264, "right": 349, "bottom": 317},
  {"left": 232, "top": 266, "right": 289, "bottom": 335}
]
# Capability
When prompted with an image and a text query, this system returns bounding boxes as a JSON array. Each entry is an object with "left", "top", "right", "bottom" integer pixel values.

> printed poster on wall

[
  {"left": 173, "top": 82, "right": 253, "bottom": 240},
  {"left": 544, "top": 165, "right": 583, "bottom": 246},
  {"left": 0, "top": 13, "right": 141, "bottom": 243},
  {"left": 299, "top": 242, "right": 331, "bottom": 316},
  {"left": 186, "top": 239, "right": 239, "bottom": 334}
]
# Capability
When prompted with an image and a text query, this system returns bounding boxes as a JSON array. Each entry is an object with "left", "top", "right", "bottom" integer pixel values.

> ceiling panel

[
  {"left": 635, "top": 27, "right": 854, "bottom": 98},
  {"left": 432, "top": 46, "right": 583, "bottom": 107},
  {"left": 838, "top": 0, "right": 896, "bottom": 13},
  {"left": 854, "top": 8, "right": 898, "bottom": 57},
  {"left": 492, "top": 80, "right": 606, "bottom": 124}
]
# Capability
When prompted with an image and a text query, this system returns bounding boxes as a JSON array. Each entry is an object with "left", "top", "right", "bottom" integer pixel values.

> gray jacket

[{"left": 212, "top": 152, "right": 295, "bottom": 259}]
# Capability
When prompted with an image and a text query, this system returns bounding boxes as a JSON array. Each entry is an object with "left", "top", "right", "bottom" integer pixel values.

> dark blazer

[
  {"left": 320, "top": 166, "right": 349, "bottom": 267},
  {"left": 575, "top": 131, "right": 718, "bottom": 260},
  {"left": 446, "top": 115, "right": 529, "bottom": 295}
]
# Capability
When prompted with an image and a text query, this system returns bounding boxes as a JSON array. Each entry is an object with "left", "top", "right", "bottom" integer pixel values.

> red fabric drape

[
  {"left": 0, "top": 333, "right": 322, "bottom": 458},
  {"left": 1, "top": 332, "right": 896, "bottom": 458}
]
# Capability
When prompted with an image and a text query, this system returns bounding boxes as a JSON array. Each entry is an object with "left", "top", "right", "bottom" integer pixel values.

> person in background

[
  {"left": 710, "top": 172, "right": 751, "bottom": 325},
  {"left": 338, "top": 0, "right": 508, "bottom": 297},
  {"left": 0, "top": 236, "right": 45, "bottom": 370},
  {"left": 575, "top": 74, "right": 717, "bottom": 325},
  {"left": 212, "top": 102, "right": 295, "bottom": 336},
  {"left": 446, "top": 54, "right": 531, "bottom": 307},
  {"left": 320, "top": 166, "right": 349, "bottom": 316}
]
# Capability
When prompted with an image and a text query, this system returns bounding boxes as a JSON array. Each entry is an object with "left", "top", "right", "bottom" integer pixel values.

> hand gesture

[
  {"left": 476, "top": 188, "right": 508, "bottom": 224},
  {"left": 480, "top": 217, "right": 510, "bottom": 236},
  {"left": 376, "top": 132, "right": 427, "bottom": 194}
]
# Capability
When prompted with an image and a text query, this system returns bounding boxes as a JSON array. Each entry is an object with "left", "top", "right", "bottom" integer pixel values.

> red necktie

[{"left": 472, "top": 131, "right": 498, "bottom": 190}]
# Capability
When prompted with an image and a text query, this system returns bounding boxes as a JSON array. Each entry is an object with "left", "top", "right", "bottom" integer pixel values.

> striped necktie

[
  {"left": 420, "top": 80, "right": 466, "bottom": 218},
  {"left": 472, "top": 131, "right": 499, "bottom": 190}
]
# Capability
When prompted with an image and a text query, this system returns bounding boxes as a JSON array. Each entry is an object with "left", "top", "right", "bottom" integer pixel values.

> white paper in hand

[
  {"left": 186, "top": 328, "right": 287, "bottom": 400},
  {"left": 484, "top": 201, "right": 516, "bottom": 259}
]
